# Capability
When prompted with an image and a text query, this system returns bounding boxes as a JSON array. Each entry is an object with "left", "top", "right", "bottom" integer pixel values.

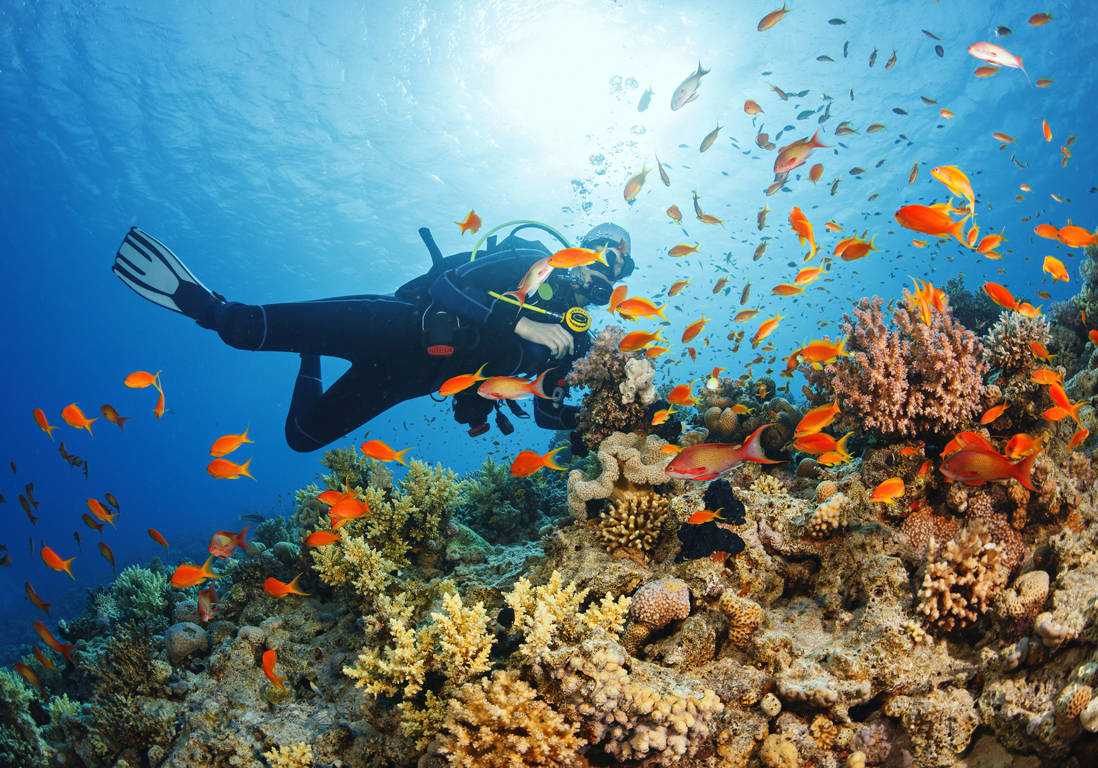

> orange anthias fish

[
  {"left": 1033, "top": 223, "right": 1060, "bottom": 240},
  {"left": 667, "top": 382, "right": 700, "bottom": 408},
  {"left": 682, "top": 317, "right": 710, "bottom": 343},
  {"left": 264, "top": 573, "right": 309, "bottom": 598},
  {"left": 439, "top": 363, "right": 490, "bottom": 397},
  {"left": 262, "top": 649, "right": 287, "bottom": 690},
  {"left": 33, "top": 621, "right": 75, "bottom": 663},
  {"left": 809, "top": 164, "right": 824, "bottom": 184},
  {"left": 1030, "top": 341, "right": 1054, "bottom": 362},
  {"left": 666, "top": 205, "right": 683, "bottom": 224},
  {"left": 1069, "top": 429, "right": 1090, "bottom": 451},
  {"left": 510, "top": 446, "right": 567, "bottom": 478},
  {"left": 751, "top": 315, "right": 784, "bottom": 346},
  {"left": 124, "top": 370, "right": 160, "bottom": 388},
  {"left": 617, "top": 297, "right": 668, "bottom": 320},
  {"left": 478, "top": 370, "right": 551, "bottom": 400},
  {"left": 940, "top": 447, "right": 1038, "bottom": 490},
  {"left": 61, "top": 404, "right": 96, "bottom": 436},
  {"left": 210, "top": 427, "right": 254, "bottom": 457},
  {"left": 153, "top": 386, "right": 166, "bottom": 419},
  {"left": 81, "top": 513, "right": 105, "bottom": 533},
  {"left": 33, "top": 645, "right": 58, "bottom": 672},
  {"left": 668, "top": 243, "right": 700, "bottom": 258},
  {"left": 14, "top": 662, "right": 45, "bottom": 696},
  {"left": 1057, "top": 225, "right": 1098, "bottom": 248},
  {"left": 793, "top": 431, "right": 851, "bottom": 456},
  {"left": 687, "top": 508, "right": 725, "bottom": 525},
  {"left": 734, "top": 309, "right": 759, "bottom": 322},
  {"left": 930, "top": 165, "right": 976, "bottom": 212},
  {"left": 329, "top": 494, "right": 370, "bottom": 528},
  {"left": 980, "top": 404, "right": 1007, "bottom": 425},
  {"left": 618, "top": 330, "right": 665, "bottom": 352},
  {"left": 967, "top": 41, "right": 1026, "bottom": 75},
  {"left": 623, "top": 164, "right": 651, "bottom": 202},
  {"left": 894, "top": 205, "right": 968, "bottom": 243},
  {"left": 456, "top": 210, "right": 481, "bottom": 235},
  {"left": 774, "top": 130, "right": 828, "bottom": 174},
  {"left": 799, "top": 338, "right": 852, "bottom": 366},
  {"left": 25, "top": 582, "right": 51, "bottom": 614},
  {"left": 1016, "top": 302, "right": 1044, "bottom": 319},
  {"left": 1031, "top": 368, "right": 1062, "bottom": 385},
  {"left": 501, "top": 257, "right": 554, "bottom": 310},
  {"left": 943, "top": 431, "right": 997, "bottom": 457},
  {"left": 1043, "top": 255, "right": 1069, "bottom": 282},
  {"left": 870, "top": 477, "right": 905, "bottom": 503},
  {"left": 668, "top": 279, "right": 690, "bottom": 296},
  {"left": 207, "top": 457, "right": 254, "bottom": 480},
  {"left": 99, "top": 404, "right": 130, "bottom": 431},
  {"left": 197, "top": 584, "right": 219, "bottom": 622},
  {"left": 608, "top": 284, "right": 628, "bottom": 314},
  {"left": 795, "top": 402, "right": 840, "bottom": 437},
  {"left": 1041, "top": 119, "right": 1052, "bottom": 142},
  {"left": 148, "top": 528, "right": 170, "bottom": 549},
  {"left": 982, "top": 282, "right": 1018, "bottom": 311},
  {"left": 40, "top": 545, "right": 75, "bottom": 579},
  {"left": 209, "top": 526, "right": 252, "bottom": 558},
  {"left": 1047, "top": 383, "right": 1085, "bottom": 425},
  {"left": 33, "top": 408, "right": 57, "bottom": 440},
  {"left": 548, "top": 246, "right": 609, "bottom": 269},
  {"left": 1004, "top": 433, "right": 1042, "bottom": 459},
  {"left": 771, "top": 283, "right": 804, "bottom": 296},
  {"left": 744, "top": 99, "right": 763, "bottom": 115},
  {"left": 304, "top": 530, "right": 340, "bottom": 547},
  {"left": 757, "top": 3, "right": 790, "bottom": 31},
  {"left": 665, "top": 424, "right": 781, "bottom": 481},
  {"left": 87, "top": 498, "right": 118, "bottom": 527},
  {"left": 794, "top": 266, "right": 825, "bottom": 286},
  {"left": 171, "top": 556, "right": 223, "bottom": 588},
  {"left": 98, "top": 541, "right": 115, "bottom": 574},
  {"left": 788, "top": 206, "right": 818, "bottom": 259},
  {"left": 835, "top": 236, "right": 878, "bottom": 261}
]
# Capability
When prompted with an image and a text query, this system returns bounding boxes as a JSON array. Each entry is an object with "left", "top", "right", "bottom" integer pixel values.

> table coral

[
  {"left": 805, "top": 292, "right": 987, "bottom": 439},
  {"left": 438, "top": 670, "right": 583, "bottom": 768}
]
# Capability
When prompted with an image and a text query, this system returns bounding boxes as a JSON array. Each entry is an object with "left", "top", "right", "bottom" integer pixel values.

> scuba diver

[{"left": 111, "top": 221, "right": 634, "bottom": 452}]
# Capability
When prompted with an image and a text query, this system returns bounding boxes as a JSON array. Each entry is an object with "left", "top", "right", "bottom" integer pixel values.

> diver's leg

[
  {"left": 284, "top": 360, "right": 423, "bottom": 452},
  {"left": 213, "top": 295, "right": 419, "bottom": 361}
]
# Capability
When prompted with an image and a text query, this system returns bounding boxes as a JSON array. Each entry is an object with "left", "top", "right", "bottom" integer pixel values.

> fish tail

[
  {"left": 394, "top": 447, "right": 412, "bottom": 466},
  {"left": 595, "top": 246, "right": 609, "bottom": 266},
  {"left": 45, "top": 425, "right": 57, "bottom": 440},
  {"left": 287, "top": 573, "right": 310, "bottom": 596},
  {"left": 117, "top": 417, "right": 130, "bottom": 432},
  {"left": 237, "top": 525, "right": 252, "bottom": 551},
  {"left": 528, "top": 369, "right": 552, "bottom": 399},
  {"left": 741, "top": 423, "right": 782, "bottom": 464},
  {"left": 63, "top": 558, "right": 75, "bottom": 580},
  {"left": 242, "top": 425, "right": 254, "bottom": 444},
  {"left": 1013, "top": 451, "right": 1040, "bottom": 492},
  {"left": 501, "top": 289, "right": 527, "bottom": 310},
  {"left": 542, "top": 446, "right": 568, "bottom": 471},
  {"left": 809, "top": 129, "right": 829, "bottom": 148},
  {"left": 200, "top": 556, "right": 224, "bottom": 580},
  {"left": 473, "top": 362, "right": 489, "bottom": 380},
  {"left": 240, "top": 458, "right": 254, "bottom": 479},
  {"left": 655, "top": 304, "right": 669, "bottom": 320}
]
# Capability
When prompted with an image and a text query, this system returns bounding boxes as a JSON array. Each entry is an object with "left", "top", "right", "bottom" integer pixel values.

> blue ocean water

[{"left": 0, "top": 0, "right": 1095, "bottom": 663}]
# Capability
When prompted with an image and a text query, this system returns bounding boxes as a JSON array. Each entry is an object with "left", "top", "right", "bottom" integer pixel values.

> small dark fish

[
  {"left": 74, "top": 531, "right": 82, "bottom": 551},
  {"left": 741, "top": 282, "right": 752, "bottom": 303},
  {"left": 892, "top": 107, "right": 908, "bottom": 115},
  {"left": 869, "top": 48, "right": 878, "bottom": 67},
  {"left": 19, "top": 495, "right": 38, "bottom": 526},
  {"left": 818, "top": 102, "right": 832, "bottom": 124},
  {"left": 239, "top": 513, "right": 267, "bottom": 523},
  {"left": 0, "top": 493, "right": 5, "bottom": 504},
  {"left": 920, "top": 95, "right": 937, "bottom": 105},
  {"left": 98, "top": 541, "right": 116, "bottom": 575},
  {"left": 25, "top": 484, "right": 40, "bottom": 509},
  {"left": 816, "top": 55, "right": 834, "bottom": 63},
  {"left": 996, "top": 26, "right": 1011, "bottom": 37},
  {"left": 935, "top": 45, "right": 944, "bottom": 58},
  {"left": 843, "top": 40, "right": 849, "bottom": 58},
  {"left": 29, "top": 536, "right": 34, "bottom": 553},
  {"left": 849, "top": 88, "right": 855, "bottom": 101},
  {"left": 1011, "top": 153, "right": 1029, "bottom": 169},
  {"left": 828, "top": 18, "right": 846, "bottom": 25},
  {"left": 82, "top": 462, "right": 89, "bottom": 479},
  {"left": 868, "top": 193, "right": 879, "bottom": 201},
  {"left": 637, "top": 86, "right": 654, "bottom": 112},
  {"left": 0, "top": 552, "right": 9, "bottom": 568},
  {"left": 830, "top": 178, "right": 841, "bottom": 195},
  {"left": 796, "top": 109, "right": 815, "bottom": 119},
  {"left": 850, "top": 167, "right": 866, "bottom": 175},
  {"left": 105, "top": 493, "right": 120, "bottom": 510},
  {"left": 875, "top": 158, "right": 887, "bottom": 168},
  {"left": 885, "top": 50, "right": 897, "bottom": 69},
  {"left": 771, "top": 83, "right": 788, "bottom": 100},
  {"left": 10, "top": 461, "right": 15, "bottom": 475},
  {"left": 922, "top": 29, "right": 941, "bottom": 41}
]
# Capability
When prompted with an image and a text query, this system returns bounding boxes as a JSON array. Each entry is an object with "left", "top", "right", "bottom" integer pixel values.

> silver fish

[
  {"left": 671, "top": 61, "right": 709, "bottom": 110},
  {"left": 699, "top": 124, "right": 721, "bottom": 152},
  {"left": 637, "top": 86, "right": 654, "bottom": 112}
]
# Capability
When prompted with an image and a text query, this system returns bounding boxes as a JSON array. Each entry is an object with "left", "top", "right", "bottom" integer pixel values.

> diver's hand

[{"left": 515, "top": 317, "right": 574, "bottom": 359}]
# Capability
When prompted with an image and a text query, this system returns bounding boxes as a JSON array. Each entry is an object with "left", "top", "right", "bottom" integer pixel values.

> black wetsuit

[{"left": 207, "top": 234, "right": 589, "bottom": 452}]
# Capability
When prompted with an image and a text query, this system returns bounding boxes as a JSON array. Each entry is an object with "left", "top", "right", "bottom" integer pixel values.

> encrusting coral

[{"left": 805, "top": 291, "right": 988, "bottom": 438}]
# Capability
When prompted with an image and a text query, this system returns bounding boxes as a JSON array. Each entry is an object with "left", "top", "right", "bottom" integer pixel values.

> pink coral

[
  {"left": 567, "top": 327, "right": 650, "bottom": 449},
  {"left": 806, "top": 292, "right": 988, "bottom": 438},
  {"left": 630, "top": 577, "right": 690, "bottom": 629}
]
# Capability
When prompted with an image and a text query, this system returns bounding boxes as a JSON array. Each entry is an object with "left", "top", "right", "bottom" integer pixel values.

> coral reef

[
  {"left": 983, "top": 311, "right": 1051, "bottom": 373},
  {"left": 566, "top": 431, "right": 674, "bottom": 519},
  {"left": 805, "top": 292, "right": 988, "bottom": 438},
  {"left": 567, "top": 327, "right": 652, "bottom": 450}
]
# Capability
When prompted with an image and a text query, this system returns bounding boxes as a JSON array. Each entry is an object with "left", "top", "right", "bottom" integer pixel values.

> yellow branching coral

[
  {"left": 438, "top": 670, "right": 583, "bottom": 768},
  {"left": 399, "top": 459, "right": 466, "bottom": 540},
  {"left": 431, "top": 592, "right": 494, "bottom": 686},
  {"left": 263, "top": 742, "right": 314, "bottom": 768},
  {"left": 344, "top": 614, "right": 428, "bottom": 698},
  {"left": 309, "top": 532, "right": 396, "bottom": 601},
  {"left": 505, "top": 571, "right": 629, "bottom": 657}
]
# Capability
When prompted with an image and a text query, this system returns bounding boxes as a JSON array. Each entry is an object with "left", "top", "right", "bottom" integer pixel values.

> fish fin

[
  {"left": 740, "top": 423, "right": 783, "bottom": 464},
  {"left": 236, "top": 525, "right": 252, "bottom": 551},
  {"left": 1013, "top": 451, "right": 1040, "bottom": 492},
  {"left": 543, "top": 446, "right": 568, "bottom": 471},
  {"left": 528, "top": 369, "right": 552, "bottom": 399}
]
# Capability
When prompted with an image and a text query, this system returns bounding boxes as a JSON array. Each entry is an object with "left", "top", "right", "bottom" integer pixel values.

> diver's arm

[{"left": 515, "top": 317, "right": 573, "bottom": 359}]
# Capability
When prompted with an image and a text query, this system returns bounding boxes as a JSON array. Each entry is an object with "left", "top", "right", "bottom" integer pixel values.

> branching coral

[
  {"left": 95, "top": 564, "right": 169, "bottom": 622},
  {"left": 596, "top": 488, "right": 669, "bottom": 556},
  {"left": 438, "top": 671, "right": 583, "bottom": 768},
  {"left": 916, "top": 523, "right": 1010, "bottom": 633},
  {"left": 505, "top": 571, "right": 629, "bottom": 658},
  {"left": 983, "top": 311, "right": 1051, "bottom": 373},
  {"left": 263, "top": 742, "right": 314, "bottom": 768},
  {"left": 567, "top": 327, "right": 651, "bottom": 449},
  {"left": 805, "top": 292, "right": 988, "bottom": 438}
]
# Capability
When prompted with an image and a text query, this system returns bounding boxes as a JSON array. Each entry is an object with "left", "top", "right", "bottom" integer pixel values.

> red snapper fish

[{"left": 665, "top": 424, "right": 782, "bottom": 481}]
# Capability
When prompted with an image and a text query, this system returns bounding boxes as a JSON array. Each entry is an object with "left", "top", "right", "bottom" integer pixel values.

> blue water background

[{"left": 1, "top": 0, "right": 1096, "bottom": 661}]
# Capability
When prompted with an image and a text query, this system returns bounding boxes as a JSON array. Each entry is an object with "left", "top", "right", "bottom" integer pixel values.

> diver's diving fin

[{"left": 113, "top": 227, "right": 222, "bottom": 321}]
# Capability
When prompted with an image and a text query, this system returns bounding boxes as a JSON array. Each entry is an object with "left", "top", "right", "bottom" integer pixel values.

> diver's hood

[{"left": 580, "top": 222, "right": 634, "bottom": 280}]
